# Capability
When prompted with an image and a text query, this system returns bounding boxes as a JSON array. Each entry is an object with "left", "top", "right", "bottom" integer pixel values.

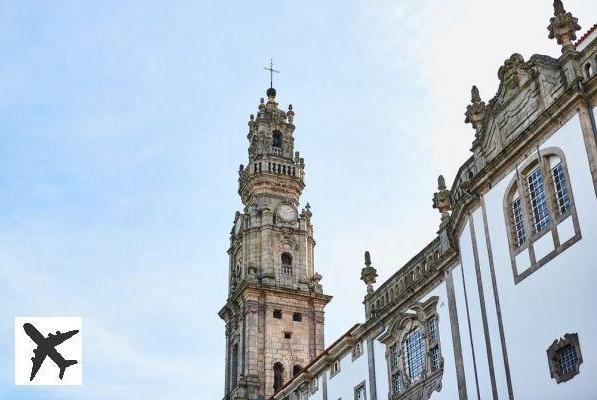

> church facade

[{"left": 221, "top": 1, "right": 597, "bottom": 399}]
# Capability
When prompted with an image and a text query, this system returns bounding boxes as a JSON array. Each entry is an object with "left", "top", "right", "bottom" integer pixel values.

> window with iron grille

[
  {"left": 504, "top": 149, "right": 581, "bottom": 285},
  {"left": 552, "top": 163, "right": 571, "bottom": 214},
  {"left": 557, "top": 345, "right": 578, "bottom": 375},
  {"left": 392, "top": 372, "right": 404, "bottom": 394},
  {"left": 527, "top": 168, "right": 550, "bottom": 232},
  {"left": 427, "top": 317, "right": 439, "bottom": 343},
  {"left": 547, "top": 332, "right": 583, "bottom": 383},
  {"left": 390, "top": 345, "right": 399, "bottom": 368},
  {"left": 430, "top": 346, "right": 441, "bottom": 370},
  {"left": 354, "top": 383, "right": 366, "bottom": 400},
  {"left": 511, "top": 197, "right": 526, "bottom": 246},
  {"left": 403, "top": 329, "right": 425, "bottom": 381}
]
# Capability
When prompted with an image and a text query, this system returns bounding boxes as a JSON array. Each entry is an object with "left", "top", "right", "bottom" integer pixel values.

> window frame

[
  {"left": 330, "top": 359, "right": 341, "bottom": 378},
  {"left": 354, "top": 381, "right": 367, "bottom": 400},
  {"left": 403, "top": 328, "right": 426, "bottom": 382},
  {"left": 503, "top": 147, "right": 581, "bottom": 284},
  {"left": 352, "top": 341, "right": 364, "bottom": 361},
  {"left": 379, "top": 297, "right": 443, "bottom": 400},
  {"left": 546, "top": 333, "right": 583, "bottom": 384}
]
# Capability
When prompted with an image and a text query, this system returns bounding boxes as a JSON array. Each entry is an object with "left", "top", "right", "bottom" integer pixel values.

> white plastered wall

[{"left": 477, "top": 115, "right": 597, "bottom": 398}]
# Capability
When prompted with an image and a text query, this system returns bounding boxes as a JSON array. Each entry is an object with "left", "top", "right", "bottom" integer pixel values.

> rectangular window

[
  {"left": 430, "top": 346, "right": 441, "bottom": 370},
  {"left": 511, "top": 197, "right": 526, "bottom": 246},
  {"left": 273, "top": 309, "right": 282, "bottom": 319},
  {"left": 552, "top": 163, "right": 571, "bottom": 214},
  {"left": 390, "top": 345, "right": 399, "bottom": 368},
  {"left": 331, "top": 360, "right": 341, "bottom": 375},
  {"left": 284, "top": 331, "right": 292, "bottom": 339},
  {"left": 293, "top": 313, "right": 302, "bottom": 322},
  {"left": 392, "top": 372, "right": 404, "bottom": 394},
  {"left": 427, "top": 317, "right": 439, "bottom": 343},
  {"left": 354, "top": 383, "right": 366, "bottom": 400},
  {"left": 558, "top": 345, "right": 578, "bottom": 375},
  {"left": 526, "top": 168, "right": 550, "bottom": 232},
  {"left": 404, "top": 329, "right": 425, "bottom": 382}
]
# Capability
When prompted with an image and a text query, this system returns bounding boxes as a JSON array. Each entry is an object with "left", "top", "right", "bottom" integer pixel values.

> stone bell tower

[{"left": 219, "top": 85, "right": 332, "bottom": 400}]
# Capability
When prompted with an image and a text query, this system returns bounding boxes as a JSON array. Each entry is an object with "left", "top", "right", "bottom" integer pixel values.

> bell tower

[{"left": 219, "top": 86, "right": 332, "bottom": 400}]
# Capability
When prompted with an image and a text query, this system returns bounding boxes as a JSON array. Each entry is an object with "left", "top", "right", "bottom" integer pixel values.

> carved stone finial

[
  {"left": 250, "top": 114, "right": 254, "bottom": 121},
  {"left": 287, "top": 104, "right": 295, "bottom": 123},
  {"left": 433, "top": 174, "right": 452, "bottom": 227},
  {"left": 312, "top": 272, "right": 322, "bottom": 283},
  {"left": 360, "top": 251, "right": 378, "bottom": 294},
  {"left": 547, "top": 0, "right": 581, "bottom": 54},
  {"left": 304, "top": 202, "right": 312, "bottom": 218},
  {"left": 438, "top": 175, "right": 446, "bottom": 190},
  {"left": 471, "top": 85, "right": 481, "bottom": 103},
  {"left": 238, "top": 164, "right": 244, "bottom": 175},
  {"left": 553, "top": 0, "right": 565, "bottom": 16},
  {"left": 464, "top": 85, "right": 487, "bottom": 137}
]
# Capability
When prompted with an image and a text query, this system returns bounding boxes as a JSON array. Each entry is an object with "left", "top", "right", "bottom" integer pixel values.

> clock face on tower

[{"left": 277, "top": 204, "right": 297, "bottom": 223}]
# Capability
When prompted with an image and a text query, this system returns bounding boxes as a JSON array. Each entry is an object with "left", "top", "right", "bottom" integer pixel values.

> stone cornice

[{"left": 218, "top": 281, "right": 332, "bottom": 320}]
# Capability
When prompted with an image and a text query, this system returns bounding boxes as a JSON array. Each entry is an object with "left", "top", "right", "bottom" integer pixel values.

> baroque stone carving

[
  {"left": 547, "top": 0, "right": 581, "bottom": 54},
  {"left": 360, "top": 251, "right": 378, "bottom": 294},
  {"left": 464, "top": 85, "right": 487, "bottom": 137},
  {"left": 378, "top": 297, "right": 443, "bottom": 400}
]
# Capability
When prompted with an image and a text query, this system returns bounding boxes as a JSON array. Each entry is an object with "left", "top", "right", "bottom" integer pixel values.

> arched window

[
  {"left": 281, "top": 252, "right": 292, "bottom": 275},
  {"left": 273, "top": 362, "right": 284, "bottom": 392},
  {"left": 584, "top": 62, "right": 594, "bottom": 79},
  {"left": 380, "top": 297, "right": 443, "bottom": 398},
  {"left": 403, "top": 329, "right": 425, "bottom": 382},
  {"left": 272, "top": 130, "right": 282, "bottom": 148},
  {"left": 504, "top": 147, "right": 580, "bottom": 283},
  {"left": 293, "top": 365, "right": 302, "bottom": 377}
]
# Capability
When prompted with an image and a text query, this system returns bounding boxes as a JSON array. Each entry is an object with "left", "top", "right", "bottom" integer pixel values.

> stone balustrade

[
  {"left": 366, "top": 238, "right": 442, "bottom": 318},
  {"left": 239, "top": 159, "right": 304, "bottom": 185}
]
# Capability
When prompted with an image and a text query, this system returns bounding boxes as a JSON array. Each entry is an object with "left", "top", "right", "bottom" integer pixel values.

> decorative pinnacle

[
  {"left": 287, "top": 104, "right": 295, "bottom": 123},
  {"left": 360, "top": 251, "right": 378, "bottom": 295},
  {"left": 303, "top": 202, "right": 312, "bottom": 218},
  {"left": 438, "top": 175, "right": 446, "bottom": 190},
  {"left": 471, "top": 85, "right": 481, "bottom": 103},
  {"left": 553, "top": 0, "right": 565, "bottom": 15},
  {"left": 547, "top": 0, "right": 581, "bottom": 54},
  {"left": 464, "top": 85, "right": 487, "bottom": 137},
  {"left": 433, "top": 174, "right": 452, "bottom": 227}
]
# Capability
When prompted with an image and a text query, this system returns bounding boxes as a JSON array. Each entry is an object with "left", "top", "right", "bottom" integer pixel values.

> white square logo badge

[{"left": 15, "top": 317, "right": 82, "bottom": 385}]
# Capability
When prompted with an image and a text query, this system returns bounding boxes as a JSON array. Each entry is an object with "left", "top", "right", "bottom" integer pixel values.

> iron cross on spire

[{"left": 263, "top": 58, "right": 280, "bottom": 89}]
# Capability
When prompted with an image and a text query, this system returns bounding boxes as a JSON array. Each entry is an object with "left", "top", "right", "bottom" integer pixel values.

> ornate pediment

[
  {"left": 469, "top": 52, "right": 564, "bottom": 162},
  {"left": 492, "top": 54, "right": 537, "bottom": 107}
]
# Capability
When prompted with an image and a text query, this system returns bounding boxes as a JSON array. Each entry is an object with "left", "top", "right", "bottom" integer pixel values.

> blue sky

[{"left": 0, "top": 1, "right": 594, "bottom": 399}]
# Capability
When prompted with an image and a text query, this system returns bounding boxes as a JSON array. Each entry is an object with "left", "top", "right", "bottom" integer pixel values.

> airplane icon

[{"left": 23, "top": 322, "right": 79, "bottom": 381}]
